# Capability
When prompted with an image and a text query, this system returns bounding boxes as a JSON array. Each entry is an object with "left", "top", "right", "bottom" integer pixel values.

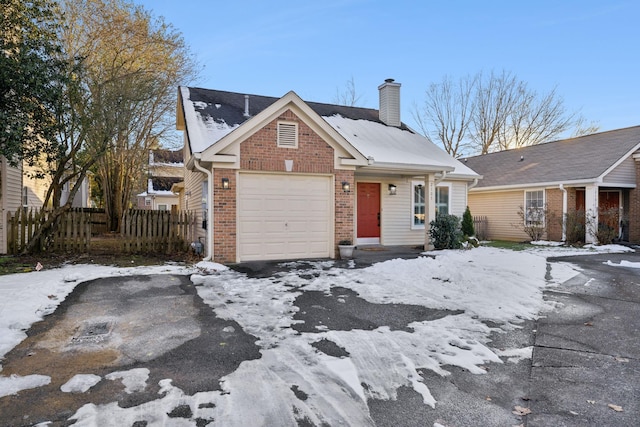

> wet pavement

[{"left": 0, "top": 246, "right": 639, "bottom": 426}]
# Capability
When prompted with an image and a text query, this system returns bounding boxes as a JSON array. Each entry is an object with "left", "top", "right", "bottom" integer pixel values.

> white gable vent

[{"left": 277, "top": 121, "right": 298, "bottom": 148}]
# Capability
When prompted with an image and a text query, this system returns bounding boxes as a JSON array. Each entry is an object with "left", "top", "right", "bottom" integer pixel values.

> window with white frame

[
  {"left": 435, "top": 185, "right": 450, "bottom": 216},
  {"left": 144, "top": 198, "right": 152, "bottom": 207},
  {"left": 525, "top": 190, "right": 545, "bottom": 225},
  {"left": 412, "top": 182, "right": 453, "bottom": 228},
  {"left": 157, "top": 204, "right": 168, "bottom": 211},
  {"left": 277, "top": 121, "right": 298, "bottom": 148},
  {"left": 412, "top": 183, "right": 425, "bottom": 228}
]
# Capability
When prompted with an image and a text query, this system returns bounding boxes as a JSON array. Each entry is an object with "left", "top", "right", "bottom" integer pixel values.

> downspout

[
  {"left": 559, "top": 184, "right": 567, "bottom": 241},
  {"left": 434, "top": 170, "right": 448, "bottom": 185},
  {"left": 193, "top": 157, "right": 214, "bottom": 261},
  {"left": 468, "top": 178, "right": 479, "bottom": 190}
]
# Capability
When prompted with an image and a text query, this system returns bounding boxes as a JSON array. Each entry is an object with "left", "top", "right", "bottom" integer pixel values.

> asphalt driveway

[{"left": 0, "top": 248, "right": 638, "bottom": 426}]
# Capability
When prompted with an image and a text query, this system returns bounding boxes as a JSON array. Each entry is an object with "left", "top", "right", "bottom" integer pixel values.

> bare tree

[
  {"left": 333, "top": 76, "right": 363, "bottom": 107},
  {"left": 62, "top": 0, "right": 199, "bottom": 231},
  {"left": 413, "top": 75, "right": 475, "bottom": 157},
  {"left": 415, "top": 70, "right": 599, "bottom": 156}
]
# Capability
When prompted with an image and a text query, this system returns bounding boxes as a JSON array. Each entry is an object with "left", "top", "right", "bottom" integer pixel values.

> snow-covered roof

[
  {"left": 179, "top": 87, "right": 241, "bottom": 153},
  {"left": 324, "top": 115, "right": 478, "bottom": 177},
  {"left": 178, "top": 86, "right": 479, "bottom": 178}
]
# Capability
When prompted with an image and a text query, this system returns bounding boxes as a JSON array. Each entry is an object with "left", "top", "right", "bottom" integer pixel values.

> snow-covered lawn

[{"left": 0, "top": 244, "right": 633, "bottom": 426}]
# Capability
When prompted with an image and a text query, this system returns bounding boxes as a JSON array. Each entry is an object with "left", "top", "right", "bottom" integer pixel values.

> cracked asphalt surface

[{"left": 0, "top": 247, "right": 638, "bottom": 426}]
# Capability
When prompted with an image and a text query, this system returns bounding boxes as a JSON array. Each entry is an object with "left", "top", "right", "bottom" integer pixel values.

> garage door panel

[{"left": 238, "top": 174, "right": 332, "bottom": 261}]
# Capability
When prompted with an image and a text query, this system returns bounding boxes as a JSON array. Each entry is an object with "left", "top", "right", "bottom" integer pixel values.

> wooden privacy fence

[
  {"left": 7, "top": 208, "right": 91, "bottom": 254},
  {"left": 6, "top": 207, "right": 196, "bottom": 255},
  {"left": 121, "top": 209, "right": 196, "bottom": 254},
  {"left": 473, "top": 215, "right": 488, "bottom": 240}
]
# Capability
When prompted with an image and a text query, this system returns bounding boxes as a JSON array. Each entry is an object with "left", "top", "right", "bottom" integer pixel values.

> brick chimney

[{"left": 378, "top": 78, "right": 401, "bottom": 127}]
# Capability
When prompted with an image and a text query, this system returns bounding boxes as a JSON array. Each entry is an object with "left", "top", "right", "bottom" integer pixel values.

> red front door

[{"left": 357, "top": 183, "right": 380, "bottom": 238}]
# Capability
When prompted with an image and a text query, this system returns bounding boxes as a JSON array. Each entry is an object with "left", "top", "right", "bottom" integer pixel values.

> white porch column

[
  {"left": 425, "top": 174, "right": 436, "bottom": 250},
  {"left": 585, "top": 185, "right": 598, "bottom": 244}
]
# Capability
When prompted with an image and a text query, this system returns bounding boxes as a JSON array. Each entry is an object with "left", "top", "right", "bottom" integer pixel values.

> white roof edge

[
  {"left": 601, "top": 141, "right": 640, "bottom": 177},
  {"left": 469, "top": 178, "right": 606, "bottom": 192},
  {"left": 362, "top": 162, "right": 456, "bottom": 173}
]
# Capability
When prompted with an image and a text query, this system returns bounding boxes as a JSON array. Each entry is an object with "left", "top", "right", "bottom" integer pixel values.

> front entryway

[
  {"left": 357, "top": 182, "right": 380, "bottom": 243},
  {"left": 237, "top": 173, "right": 332, "bottom": 261}
]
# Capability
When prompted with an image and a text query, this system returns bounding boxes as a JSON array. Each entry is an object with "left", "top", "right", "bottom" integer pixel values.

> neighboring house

[
  {"left": 464, "top": 126, "right": 640, "bottom": 244},
  {"left": 176, "top": 79, "right": 479, "bottom": 263},
  {"left": 0, "top": 156, "right": 23, "bottom": 254},
  {"left": 136, "top": 149, "right": 184, "bottom": 211}
]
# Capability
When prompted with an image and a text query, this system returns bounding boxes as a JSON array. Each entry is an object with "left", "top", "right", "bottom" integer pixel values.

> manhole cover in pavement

[{"left": 71, "top": 320, "right": 114, "bottom": 345}]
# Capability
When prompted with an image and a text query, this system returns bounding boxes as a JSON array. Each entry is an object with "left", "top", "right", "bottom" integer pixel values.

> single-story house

[
  {"left": 176, "top": 79, "right": 480, "bottom": 263},
  {"left": 463, "top": 126, "right": 640, "bottom": 244}
]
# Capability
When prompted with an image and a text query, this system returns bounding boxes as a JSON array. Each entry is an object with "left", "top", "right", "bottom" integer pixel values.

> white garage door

[{"left": 238, "top": 173, "right": 333, "bottom": 261}]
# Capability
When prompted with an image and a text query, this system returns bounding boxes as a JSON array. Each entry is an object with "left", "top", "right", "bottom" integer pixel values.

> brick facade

[
  {"left": 212, "top": 108, "right": 354, "bottom": 263},
  {"left": 240, "top": 110, "right": 334, "bottom": 174},
  {"left": 212, "top": 169, "right": 236, "bottom": 263},
  {"left": 545, "top": 188, "right": 563, "bottom": 241}
]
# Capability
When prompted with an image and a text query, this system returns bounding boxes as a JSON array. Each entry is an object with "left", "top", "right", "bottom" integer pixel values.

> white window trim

[
  {"left": 411, "top": 181, "right": 453, "bottom": 229},
  {"left": 524, "top": 189, "right": 546, "bottom": 226},
  {"left": 277, "top": 121, "right": 298, "bottom": 148},
  {"left": 157, "top": 204, "right": 168, "bottom": 211},
  {"left": 435, "top": 182, "right": 452, "bottom": 216},
  {"left": 410, "top": 180, "right": 426, "bottom": 230}
]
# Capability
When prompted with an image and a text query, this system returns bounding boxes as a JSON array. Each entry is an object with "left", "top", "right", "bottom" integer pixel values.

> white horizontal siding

[
  {"left": 183, "top": 165, "right": 207, "bottom": 250},
  {"left": 378, "top": 179, "right": 424, "bottom": 246},
  {"left": 377, "top": 178, "right": 469, "bottom": 246},
  {"left": 1, "top": 158, "right": 23, "bottom": 253},
  {"left": 468, "top": 190, "right": 531, "bottom": 241},
  {"left": 449, "top": 181, "right": 468, "bottom": 217},
  {"left": 603, "top": 155, "right": 636, "bottom": 184}
]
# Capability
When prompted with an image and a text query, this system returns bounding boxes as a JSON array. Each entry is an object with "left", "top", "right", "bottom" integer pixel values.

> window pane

[
  {"left": 436, "top": 187, "right": 449, "bottom": 215},
  {"left": 414, "top": 185, "right": 425, "bottom": 225}
]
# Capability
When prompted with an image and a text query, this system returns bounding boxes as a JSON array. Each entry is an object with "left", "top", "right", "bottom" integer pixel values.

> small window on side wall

[
  {"left": 435, "top": 185, "right": 450, "bottom": 216},
  {"left": 277, "top": 121, "right": 298, "bottom": 148},
  {"left": 412, "top": 183, "right": 425, "bottom": 228},
  {"left": 525, "top": 190, "right": 545, "bottom": 226}
]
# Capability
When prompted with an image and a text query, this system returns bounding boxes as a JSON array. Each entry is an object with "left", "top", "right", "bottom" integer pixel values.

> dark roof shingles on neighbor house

[
  {"left": 463, "top": 126, "right": 640, "bottom": 188},
  {"left": 186, "top": 87, "right": 411, "bottom": 131}
]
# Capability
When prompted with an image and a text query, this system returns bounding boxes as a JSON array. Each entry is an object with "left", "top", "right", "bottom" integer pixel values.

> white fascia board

[
  {"left": 363, "top": 162, "right": 455, "bottom": 174},
  {"left": 210, "top": 154, "right": 237, "bottom": 163},
  {"left": 469, "top": 178, "right": 605, "bottom": 193},
  {"left": 603, "top": 141, "right": 640, "bottom": 175}
]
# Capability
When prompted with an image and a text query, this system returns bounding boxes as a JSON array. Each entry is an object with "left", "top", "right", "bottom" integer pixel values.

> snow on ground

[{"left": 0, "top": 244, "right": 634, "bottom": 425}]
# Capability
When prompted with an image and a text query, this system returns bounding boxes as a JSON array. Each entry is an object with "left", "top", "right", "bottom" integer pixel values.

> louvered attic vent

[{"left": 277, "top": 121, "right": 298, "bottom": 148}]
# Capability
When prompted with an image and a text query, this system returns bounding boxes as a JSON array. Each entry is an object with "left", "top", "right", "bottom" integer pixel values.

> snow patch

[
  {"left": 105, "top": 368, "right": 149, "bottom": 394},
  {"left": 61, "top": 374, "right": 102, "bottom": 393},
  {"left": 0, "top": 374, "right": 51, "bottom": 398}
]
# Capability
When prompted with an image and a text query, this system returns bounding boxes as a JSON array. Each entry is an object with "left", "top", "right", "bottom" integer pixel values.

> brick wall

[
  {"left": 240, "top": 110, "right": 334, "bottom": 174},
  {"left": 545, "top": 188, "right": 562, "bottom": 241},
  {"left": 212, "top": 108, "right": 353, "bottom": 263},
  {"left": 212, "top": 169, "right": 236, "bottom": 263},
  {"left": 335, "top": 169, "right": 355, "bottom": 246}
]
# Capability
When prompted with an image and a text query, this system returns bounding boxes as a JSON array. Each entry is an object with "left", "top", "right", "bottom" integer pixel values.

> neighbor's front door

[{"left": 357, "top": 183, "right": 380, "bottom": 239}]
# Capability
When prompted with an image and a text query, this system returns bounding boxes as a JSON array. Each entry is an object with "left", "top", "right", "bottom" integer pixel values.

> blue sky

[{"left": 140, "top": 0, "right": 639, "bottom": 135}]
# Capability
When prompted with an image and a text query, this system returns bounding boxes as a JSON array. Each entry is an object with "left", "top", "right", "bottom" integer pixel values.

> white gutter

[
  {"left": 193, "top": 156, "right": 213, "bottom": 261},
  {"left": 559, "top": 184, "right": 567, "bottom": 241},
  {"left": 468, "top": 178, "right": 479, "bottom": 190}
]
